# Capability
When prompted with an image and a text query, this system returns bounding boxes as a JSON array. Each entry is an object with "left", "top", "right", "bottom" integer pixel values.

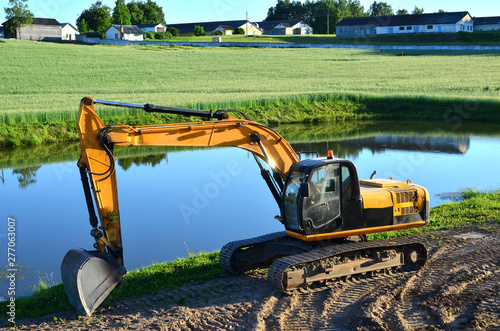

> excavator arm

[
  {"left": 77, "top": 97, "right": 299, "bottom": 264},
  {"left": 65, "top": 97, "right": 300, "bottom": 315}
]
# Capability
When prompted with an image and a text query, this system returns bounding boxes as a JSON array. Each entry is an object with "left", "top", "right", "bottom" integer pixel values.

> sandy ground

[{"left": 4, "top": 221, "right": 500, "bottom": 330}]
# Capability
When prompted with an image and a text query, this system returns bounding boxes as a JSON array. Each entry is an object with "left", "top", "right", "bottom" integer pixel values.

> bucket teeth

[{"left": 61, "top": 248, "right": 127, "bottom": 316}]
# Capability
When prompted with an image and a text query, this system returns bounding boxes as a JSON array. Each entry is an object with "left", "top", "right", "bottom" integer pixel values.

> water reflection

[
  {"left": 12, "top": 166, "right": 41, "bottom": 189},
  {"left": 293, "top": 136, "right": 470, "bottom": 160},
  {"left": 338, "top": 136, "right": 470, "bottom": 154},
  {"left": 118, "top": 153, "right": 168, "bottom": 170}
]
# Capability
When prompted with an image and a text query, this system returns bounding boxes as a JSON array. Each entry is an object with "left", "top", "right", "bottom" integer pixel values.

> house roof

[
  {"left": 217, "top": 25, "right": 235, "bottom": 30},
  {"left": 166, "top": 20, "right": 253, "bottom": 33},
  {"left": 255, "top": 20, "right": 304, "bottom": 30},
  {"left": 108, "top": 24, "right": 146, "bottom": 34},
  {"left": 336, "top": 11, "right": 471, "bottom": 27},
  {"left": 61, "top": 22, "right": 78, "bottom": 31},
  {"left": 2, "top": 17, "right": 60, "bottom": 27},
  {"left": 137, "top": 23, "right": 163, "bottom": 28},
  {"left": 474, "top": 16, "right": 500, "bottom": 25},
  {"left": 32, "top": 17, "right": 61, "bottom": 26}
]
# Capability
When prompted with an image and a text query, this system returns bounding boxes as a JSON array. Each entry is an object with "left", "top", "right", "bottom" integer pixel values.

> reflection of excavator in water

[{"left": 62, "top": 97, "right": 429, "bottom": 316}]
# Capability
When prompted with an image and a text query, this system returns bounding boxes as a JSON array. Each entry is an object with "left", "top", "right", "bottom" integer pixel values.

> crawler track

[
  {"left": 268, "top": 237, "right": 426, "bottom": 294},
  {"left": 219, "top": 231, "right": 291, "bottom": 273},
  {"left": 220, "top": 232, "right": 426, "bottom": 294}
]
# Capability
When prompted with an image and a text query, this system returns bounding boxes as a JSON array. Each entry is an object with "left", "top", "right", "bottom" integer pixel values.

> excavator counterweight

[{"left": 61, "top": 97, "right": 429, "bottom": 315}]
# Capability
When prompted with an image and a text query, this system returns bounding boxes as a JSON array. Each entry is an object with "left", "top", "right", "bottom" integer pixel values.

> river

[{"left": 1, "top": 120, "right": 500, "bottom": 298}]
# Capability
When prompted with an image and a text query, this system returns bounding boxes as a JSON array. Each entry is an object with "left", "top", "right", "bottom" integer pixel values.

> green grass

[
  {"left": 0, "top": 39, "right": 499, "bottom": 128},
  {"left": 0, "top": 251, "right": 220, "bottom": 320},
  {"left": 3, "top": 92, "right": 500, "bottom": 147},
  {"left": 2, "top": 189, "right": 499, "bottom": 320}
]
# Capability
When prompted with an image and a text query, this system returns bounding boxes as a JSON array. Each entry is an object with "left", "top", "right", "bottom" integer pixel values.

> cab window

[
  {"left": 283, "top": 172, "right": 304, "bottom": 230},
  {"left": 341, "top": 165, "right": 353, "bottom": 210}
]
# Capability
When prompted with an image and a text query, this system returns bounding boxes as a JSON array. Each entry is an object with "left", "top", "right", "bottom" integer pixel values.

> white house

[
  {"left": 61, "top": 22, "right": 78, "bottom": 40},
  {"left": 212, "top": 21, "right": 262, "bottom": 35},
  {"left": 105, "top": 24, "right": 146, "bottom": 41},
  {"left": 167, "top": 20, "right": 261, "bottom": 36},
  {"left": 136, "top": 23, "right": 164, "bottom": 32},
  {"left": 337, "top": 11, "right": 474, "bottom": 37},
  {"left": 255, "top": 20, "right": 313, "bottom": 35}
]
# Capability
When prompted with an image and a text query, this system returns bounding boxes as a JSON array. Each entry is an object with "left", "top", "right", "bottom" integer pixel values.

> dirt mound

[{"left": 7, "top": 225, "right": 500, "bottom": 330}]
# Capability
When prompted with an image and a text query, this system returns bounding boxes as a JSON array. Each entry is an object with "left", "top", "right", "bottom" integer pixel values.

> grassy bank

[
  {"left": 2, "top": 189, "right": 499, "bottom": 321},
  {"left": 1, "top": 252, "right": 221, "bottom": 321},
  {"left": 1, "top": 39, "right": 499, "bottom": 146},
  {"left": 2, "top": 94, "right": 500, "bottom": 147}
]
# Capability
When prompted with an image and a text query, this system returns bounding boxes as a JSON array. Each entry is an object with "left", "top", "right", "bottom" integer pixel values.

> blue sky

[{"left": 1, "top": 0, "right": 499, "bottom": 26}]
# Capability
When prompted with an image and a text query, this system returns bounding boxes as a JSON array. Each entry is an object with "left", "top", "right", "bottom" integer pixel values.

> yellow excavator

[{"left": 61, "top": 97, "right": 429, "bottom": 316}]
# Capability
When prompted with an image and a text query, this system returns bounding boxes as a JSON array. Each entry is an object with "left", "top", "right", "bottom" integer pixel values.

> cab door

[{"left": 302, "top": 164, "right": 341, "bottom": 234}]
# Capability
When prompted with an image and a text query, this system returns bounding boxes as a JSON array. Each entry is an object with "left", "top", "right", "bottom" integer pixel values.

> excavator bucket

[{"left": 61, "top": 248, "right": 126, "bottom": 316}]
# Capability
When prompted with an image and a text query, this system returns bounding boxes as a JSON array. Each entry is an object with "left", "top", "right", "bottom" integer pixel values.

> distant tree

[
  {"left": 265, "top": 0, "right": 366, "bottom": 35},
  {"left": 127, "top": 1, "right": 144, "bottom": 24},
  {"left": 167, "top": 26, "right": 179, "bottom": 37},
  {"left": 112, "top": 0, "right": 131, "bottom": 25},
  {"left": 347, "top": 0, "right": 365, "bottom": 17},
  {"left": 311, "top": 0, "right": 337, "bottom": 34},
  {"left": 412, "top": 6, "right": 424, "bottom": 14},
  {"left": 396, "top": 9, "right": 409, "bottom": 15},
  {"left": 212, "top": 29, "right": 223, "bottom": 36},
  {"left": 265, "top": 0, "right": 305, "bottom": 21},
  {"left": 76, "top": 1, "right": 112, "bottom": 37},
  {"left": 368, "top": 1, "right": 393, "bottom": 16},
  {"left": 233, "top": 27, "right": 245, "bottom": 35},
  {"left": 3, "top": 0, "right": 34, "bottom": 38},
  {"left": 194, "top": 25, "right": 205, "bottom": 36},
  {"left": 138, "top": 0, "right": 164, "bottom": 24},
  {"left": 437, "top": 9, "right": 446, "bottom": 13},
  {"left": 79, "top": 18, "right": 89, "bottom": 33}
]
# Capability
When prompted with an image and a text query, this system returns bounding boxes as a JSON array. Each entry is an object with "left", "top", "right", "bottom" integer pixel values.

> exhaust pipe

[{"left": 61, "top": 248, "right": 127, "bottom": 316}]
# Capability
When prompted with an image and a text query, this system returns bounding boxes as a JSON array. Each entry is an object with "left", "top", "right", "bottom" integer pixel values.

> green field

[{"left": 1, "top": 39, "right": 499, "bottom": 125}]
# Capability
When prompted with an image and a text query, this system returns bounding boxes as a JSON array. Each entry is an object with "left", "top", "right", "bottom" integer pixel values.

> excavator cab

[{"left": 282, "top": 156, "right": 363, "bottom": 237}]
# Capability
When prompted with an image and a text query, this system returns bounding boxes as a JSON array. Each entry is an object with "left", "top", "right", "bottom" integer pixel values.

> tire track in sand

[{"left": 371, "top": 233, "right": 500, "bottom": 330}]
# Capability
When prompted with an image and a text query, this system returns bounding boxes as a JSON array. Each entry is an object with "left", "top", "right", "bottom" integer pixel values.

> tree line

[
  {"left": 264, "top": 0, "right": 440, "bottom": 34},
  {"left": 77, "top": 0, "right": 165, "bottom": 36}
]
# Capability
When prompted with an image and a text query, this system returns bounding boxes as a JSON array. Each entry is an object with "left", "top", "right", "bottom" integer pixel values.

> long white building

[{"left": 336, "top": 12, "right": 474, "bottom": 37}]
